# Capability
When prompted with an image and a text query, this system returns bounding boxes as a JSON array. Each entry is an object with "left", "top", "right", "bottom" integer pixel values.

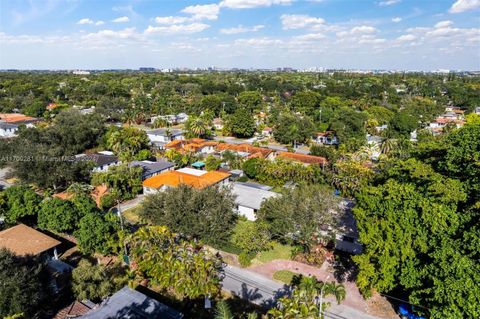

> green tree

[
  {"left": 225, "top": 108, "right": 256, "bottom": 138},
  {"left": 242, "top": 158, "right": 259, "bottom": 179},
  {"left": 126, "top": 226, "right": 224, "bottom": 299},
  {"left": 353, "top": 158, "right": 479, "bottom": 318},
  {"left": 290, "top": 91, "right": 320, "bottom": 115},
  {"left": 214, "top": 300, "right": 234, "bottom": 319},
  {"left": 105, "top": 126, "right": 151, "bottom": 161},
  {"left": 329, "top": 107, "right": 367, "bottom": 151},
  {"left": 238, "top": 91, "right": 263, "bottom": 112},
  {"left": 273, "top": 112, "right": 314, "bottom": 146},
  {"left": 231, "top": 221, "right": 272, "bottom": 254},
  {"left": 91, "top": 164, "right": 143, "bottom": 201},
  {"left": 257, "top": 184, "right": 339, "bottom": 248},
  {"left": 205, "top": 155, "right": 222, "bottom": 171},
  {"left": 388, "top": 111, "right": 418, "bottom": 138},
  {"left": 185, "top": 115, "right": 210, "bottom": 138},
  {"left": 139, "top": 185, "right": 236, "bottom": 245},
  {"left": 0, "top": 249, "right": 46, "bottom": 318},
  {"left": 1, "top": 186, "right": 42, "bottom": 223},
  {"left": 37, "top": 198, "right": 82, "bottom": 233},
  {"left": 75, "top": 212, "right": 120, "bottom": 255},
  {"left": 72, "top": 259, "right": 127, "bottom": 302}
]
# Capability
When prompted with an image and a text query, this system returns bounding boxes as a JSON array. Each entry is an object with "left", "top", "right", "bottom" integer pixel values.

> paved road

[{"left": 222, "top": 265, "right": 385, "bottom": 319}]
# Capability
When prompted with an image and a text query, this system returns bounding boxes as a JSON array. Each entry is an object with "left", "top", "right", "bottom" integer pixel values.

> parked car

[{"left": 398, "top": 304, "right": 427, "bottom": 319}]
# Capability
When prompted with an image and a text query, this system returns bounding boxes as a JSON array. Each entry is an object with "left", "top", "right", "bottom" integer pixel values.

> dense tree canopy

[
  {"left": 257, "top": 184, "right": 339, "bottom": 247},
  {"left": 0, "top": 249, "right": 47, "bottom": 318},
  {"left": 0, "top": 186, "right": 42, "bottom": 224},
  {"left": 139, "top": 185, "right": 236, "bottom": 245},
  {"left": 126, "top": 226, "right": 224, "bottom": 299},
  {"left": 353, "top": 126, "right": 480, "bottom": 319},
  {"left": 105, "top": 126, "right": 151, "bottom": 161}
]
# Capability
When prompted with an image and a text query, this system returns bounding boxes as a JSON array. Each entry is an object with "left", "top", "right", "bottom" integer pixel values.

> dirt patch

[{"left": 366, "top": 292, "right": 398, "bottom": 319}]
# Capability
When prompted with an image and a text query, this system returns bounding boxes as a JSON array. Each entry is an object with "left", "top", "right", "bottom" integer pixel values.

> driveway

[{"left": 221, "top": 265, "right": 386, "bottom": 319}]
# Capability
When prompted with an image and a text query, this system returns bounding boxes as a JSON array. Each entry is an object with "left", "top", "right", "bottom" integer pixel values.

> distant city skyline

[{"left": 0, "top": 0, "right": 479, "bottom": 70}]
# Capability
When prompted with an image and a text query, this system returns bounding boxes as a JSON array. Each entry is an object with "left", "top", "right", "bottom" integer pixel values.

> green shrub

[{"left": 239, "top": 251, "right": 256, "bottom": 268}]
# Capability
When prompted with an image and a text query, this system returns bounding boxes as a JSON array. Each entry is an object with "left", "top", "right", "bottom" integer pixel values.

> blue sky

[{"left": 0, "top": 0, "right": 479, "bottom": 70}]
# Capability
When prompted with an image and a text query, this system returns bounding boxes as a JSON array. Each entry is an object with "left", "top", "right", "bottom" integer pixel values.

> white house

[
  {"left": 474, "top": 107, "right": 480, "bottom": 115},
  {"left": 0, "top": 122, "right": 18, "bottom": 138},
  {"left": 231, "top": 182, "right": 278, "bottom": 221},
  {"left": 129, "top": 160, "right": 175, "bottom": 180},
  {"left": 146, "top": 128, "right": 185, "bottom": 148},
  {"left": 75, "top": 151, "right": 120, "bottom": 173},
  {"left": 313, "top": 131, "right": 338, "bottom": 145},
  {"left": 176, "top": 113, "right": 189, "bottom": 123},
  {"left": 213, "top": 118, "right": 224, "bottom": 130}
]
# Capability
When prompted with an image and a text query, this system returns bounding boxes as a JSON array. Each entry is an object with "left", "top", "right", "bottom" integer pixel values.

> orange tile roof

[
  {"left": 165, "top": 139, "right": 218, "bottom": 153},
  {"left": 0, "top": 113, "right": 37, "bottom": 123},
  {"left": 143, "top": 170, "right": 230, "bottom": 189},
  {"left": 53, "top": 301, "right": 94, "bottom": 319},
  {"left": 216, "top": 143, "right": 272, "bottom": 158},
  {"left": 277, "top": 152, "right": 327, "bottom": 165},
  {"left": 52, "top": 185, "right": 108, "bottom": 208},
  {"left": 0, "top": 224, "right": 61, "bottom": 256}
]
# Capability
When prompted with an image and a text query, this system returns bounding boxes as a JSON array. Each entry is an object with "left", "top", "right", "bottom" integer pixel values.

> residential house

[
  {"left": 165, "top": 138, "right": 218, "bottom": 155},
  {"left": 54, "top": 300, "right": 96, "bottom": 319},
  {"left": 375, "top": 124, "right": 388, "bottom": 133},
  {"left": 80, "top": 286, "right": 183, "bottom": 319},
  {"left": 474, "top": 107, "right": 480, "bottom": 115},
  {"left": 176, "top": 112, "right": 189, "bottom": 123},
  {"left": 0, "top": 122, "right": 18, "bottom": 138},
  {"left": 75, "top": 151, "right": 120, "bottom": 172},
  {"left": 0, "top": 224, "right": 61, "bottom": 260},
  {"left": 53, "top": 184, "right": 109, "bottom": 208},
  {"left": 142, "top": 167, "right": 230, "bottom": 194},
  {"left": 147, "top": 128, "right": 185, "bottom": 149},
  {"left": 312, "top": 131, "right": 338, "bottom": 145},
  {"left": 0, "top": 113, "right": 39, "bottom": 127},
  {"left": 150, "top": 114, "right": 177, "bottom": 125},
  {"left": 129, "top": 160, "right": 175, "bottom": 180},
  {"left": 276, "top": 152, "right": 327, "bottom": 166},
  {"left": 232, "top": 182, "right": 278, "bottom": 221},
  {"left": 261, "top": 127, "right": 273, "bottom": 137},
  {"left": 213, "top": 118, "right": 224, "bottom": 130},
  {"left": 216, "top": 143, "right": 274, "bottom": 159}
]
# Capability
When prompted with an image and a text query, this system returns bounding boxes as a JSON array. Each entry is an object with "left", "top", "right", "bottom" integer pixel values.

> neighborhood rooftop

[
  {"left": 277, "top": 151, "right": 327, "bottom": 165},
  {"left": 81, "top": 286, "right": 183, "bottom": 319},
  {"left": 143, "top": 168, "right": 231, "bottom": 190},
  {"left": 232, "top": 182, "right": 278, "bottom": 210},
  {"left": 0, "top": 224, "right": 61, "bottom": 256}
]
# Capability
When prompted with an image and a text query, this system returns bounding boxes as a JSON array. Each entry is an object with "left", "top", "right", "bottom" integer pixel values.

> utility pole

[{"left": 318, "top": 275, "right": 330, "bottom": 318}]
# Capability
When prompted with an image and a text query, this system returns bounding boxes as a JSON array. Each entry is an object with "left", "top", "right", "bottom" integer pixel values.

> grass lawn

[
  {"left": 122, "top": 206, "right": 141, "bottom": 224},
  {"left": 251, "top": 242, "right": 294, "bottom": 266},
  {"left": 273, "top": 270, "right": 298, "bottom": 284}
]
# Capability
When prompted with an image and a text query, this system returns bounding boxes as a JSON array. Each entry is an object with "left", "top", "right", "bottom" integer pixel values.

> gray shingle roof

[
  {"left": 232, "top": 182, "right": 278, "bottom": 210},
  {"left": 129, "top": 160, "right": 175, "bottom": 179},
  {"left": 81, "top": 286, "right": 183, "bottom": 319},
  {"left": 147, "top": 128, "right": 184, "bottom": 137}
]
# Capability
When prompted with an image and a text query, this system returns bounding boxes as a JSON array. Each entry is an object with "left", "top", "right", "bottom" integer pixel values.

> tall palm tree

[
  {"left": 380, "top": 138, "right": 398, "bottom": 157},
  {"left": 324, "top": 281, "right": 346, "bottom": 305},
  {"left": 188, "top": 117, "right": 207, "bottom": 137},
  {"left": 214, "top": 301, "right": 233, "bottom": 319}
]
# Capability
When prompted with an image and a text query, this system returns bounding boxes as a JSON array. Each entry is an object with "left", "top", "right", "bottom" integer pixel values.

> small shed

[{"left": 191, "top": 161, "right": 206, "bottom": 170}]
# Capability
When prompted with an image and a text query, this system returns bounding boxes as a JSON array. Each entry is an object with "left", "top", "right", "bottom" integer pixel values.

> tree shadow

[{"left": 332, "top": 251, "right": 358, "bottom": 283}]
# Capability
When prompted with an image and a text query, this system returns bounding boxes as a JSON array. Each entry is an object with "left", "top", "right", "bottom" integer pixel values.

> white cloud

[
  {"left": 281, "top": 14, "right": 325, "bottom": 30},
  {"left": 77, "top": 18, "right": 94, "bottom": 25},
  {"left": 181, "top": 4, "right": 220, "bottom": 20},
  {"left": 234, "top": 37, "right": 283, "bottom": 47},
  {"left": 449, "top": 0, "right": 480, "bottom": 13},
  {"left": 434, "top": 20, "right": 454, "bottom": 28},
  {"left": 357, "top": 35, "right": 386, "bottom": 44},
  {"left": 378, "top": 0, "right": 401, "bottom": 6},
  {"left": 77, "top": 18, "right": 104, "bottom": 26},
  {"left": 396, "top": 34, "right": 416, "bottom": 41},
  {"left": 392, "top": 17, "right": 402, "bottom": 23},
  {"left": 112, "top": 16, "right": 129, "bottom": 23},
  {"left": 350, "top": 25, "right": 377, "bottom": 34},
  {"left": 220, "top": 24, "right": 264, "bottom": 34},
  {"left": 293, "top": 33, "right": 326, "bottom": 41},
  {"left": 155, "top": 16, "right": 191, "bottom": 24},
  {"left": 144, "top": 23, "right": 210, "bottom": 35},
  {"left": 220, "top": 0, "right": 293, "bottom": 9}
]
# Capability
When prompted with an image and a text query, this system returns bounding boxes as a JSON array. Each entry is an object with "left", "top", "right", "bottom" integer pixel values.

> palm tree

[
  {"left": 324, "top": 281, "right": 346, "bottom": 305},
  {"left": 188, "top": 116, "right": 208, "bottom": 137},
  {"left": 380, "top": 138, "right": 398, "bottom": 157},
  {"left": 214, "top": 300, "right": 233, "bottom": 319}
]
